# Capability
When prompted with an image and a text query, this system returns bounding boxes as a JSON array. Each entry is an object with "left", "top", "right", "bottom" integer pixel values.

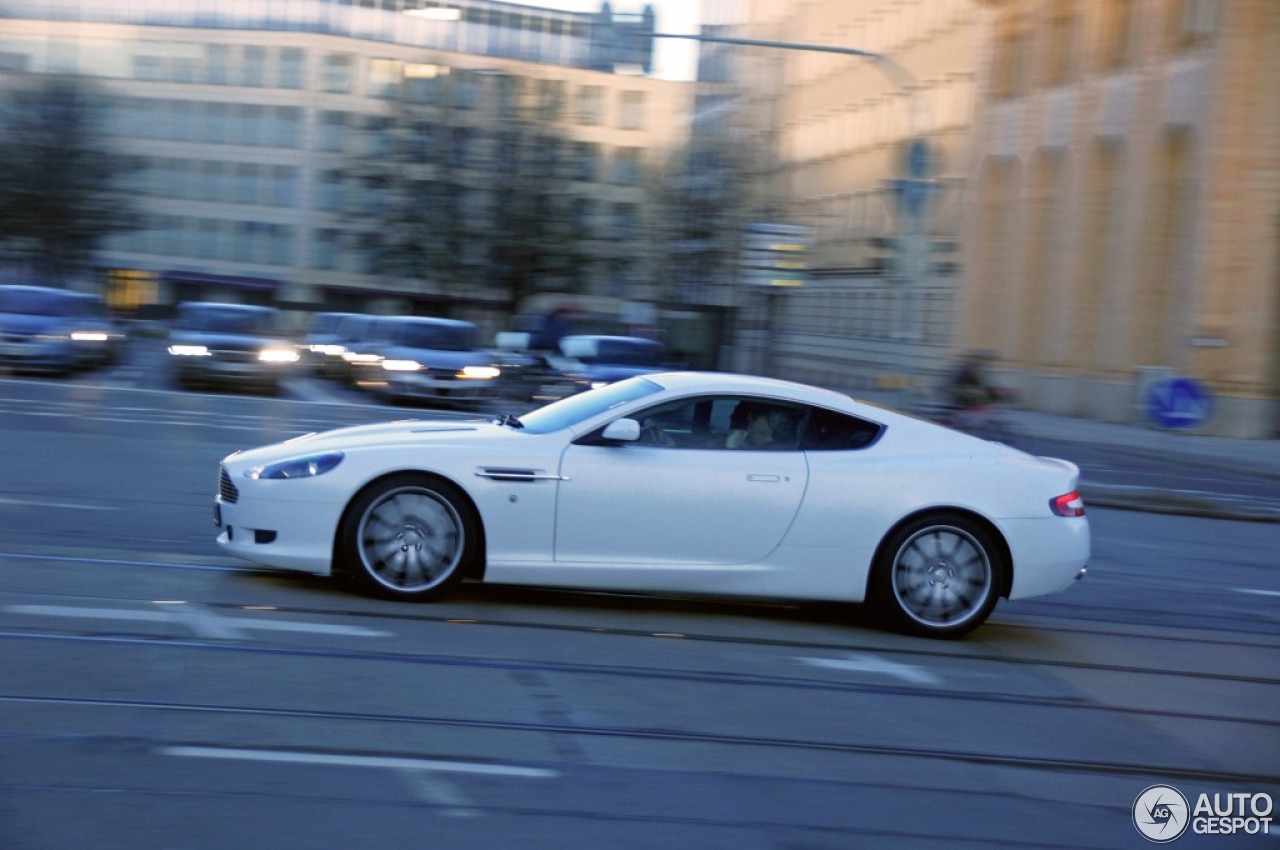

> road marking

[
  {"left": 798, "top": 653, "right": 943, "bottom": 685},
  {"left": 162, "top": 746, "right": 559, "bottom": 779},
  {"left": 397, "top": 768, "right": 484, "bottom": 817},
  {"left": 1234, "top": 588, "right": 1280, "bottom": 598},
  {"left": 0, "top": 496, "right": 120, "bottom": 511},
  {"left": 4, "top": 604, "right": 391, "bottom": 638}
]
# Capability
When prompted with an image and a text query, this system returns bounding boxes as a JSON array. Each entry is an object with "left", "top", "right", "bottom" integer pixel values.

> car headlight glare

[
  {"left": 457, "top": 365, "right": 501, "bottom": 380},
  {"left": 259, "top": 347, "right": 300, "bottom": 363},
  {"left": 168, "top": 344, "right": 210, "bottom": 356},
  {"left": 71, "top": 331, "right": 109, "bottom": 342},
  {"left": 246, "top": 451, "right": 344, "bottom": 480},
  {"left": 382, "top": 359, "right": 422, "bottom": 372}
]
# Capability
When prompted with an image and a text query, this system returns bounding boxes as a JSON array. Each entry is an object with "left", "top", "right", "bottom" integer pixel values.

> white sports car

[{"left": 215, "top": 372, "right": 1089, "bottom": 637}]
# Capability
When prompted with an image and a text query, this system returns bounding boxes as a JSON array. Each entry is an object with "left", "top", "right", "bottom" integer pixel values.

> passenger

[{"left": 726, "top": 403, "right": 775, "bottom": 449}]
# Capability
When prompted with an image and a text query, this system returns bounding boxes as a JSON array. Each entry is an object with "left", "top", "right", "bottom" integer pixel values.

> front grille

[
  {"left": 210, "top": 348, "right": 257, "bottom": 363},
  {"left": 218, "top": 466, "right": 239, "bottom": 503}
]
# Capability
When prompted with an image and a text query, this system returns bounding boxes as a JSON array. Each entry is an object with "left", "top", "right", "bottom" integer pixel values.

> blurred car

[
  {"left": 486, "top": 330, "right": 591, "bottom": 409},
  {"left": 300, "top": 311, "right": 361, "bottom": 375},
  {"left": 214, "top": 371, "right": 1090, "bottom": 638},
  {"left": 67, "top": 291, "right": 129, "bottom": 368},
  {"left": 167, "top": 302, "right": 299, "bottom": 395},
  {"left": 556, "top": 334, "right": 670, "bottom": 388},
  {"left": 363, "top": 316, "right": 502, "bottom": 408},
  {"left": 0, "top": 284, "right": 109, "bottom": 375}
]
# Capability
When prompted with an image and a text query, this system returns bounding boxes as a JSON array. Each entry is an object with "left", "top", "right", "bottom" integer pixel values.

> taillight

[{"left": 1050, "top": 490, "right": 1085, "bottom": 517}]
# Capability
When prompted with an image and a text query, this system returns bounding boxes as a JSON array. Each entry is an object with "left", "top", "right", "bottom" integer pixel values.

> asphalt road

[{"left": 0, "top": 343, "right": 1277, "bottom": 849}]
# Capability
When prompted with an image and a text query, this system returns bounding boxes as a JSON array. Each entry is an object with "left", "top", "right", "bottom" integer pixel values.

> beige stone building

[
  {"left": 0, "top": 0, "right": 693, "bottom": 337},
  {"left": 963, "top": 0, "right": 1280, "bottom": 437},
  {"left": 718, "top": 0, "right": 987, "bottom": 392}
]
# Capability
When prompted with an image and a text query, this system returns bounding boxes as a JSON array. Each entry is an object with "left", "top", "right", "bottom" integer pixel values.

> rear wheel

[
  {"left": 338, "top": 474, "right": 477, "bottom": 600},
  {"left": 871, "top": 513, "right": 1003, "bottom": 638}
]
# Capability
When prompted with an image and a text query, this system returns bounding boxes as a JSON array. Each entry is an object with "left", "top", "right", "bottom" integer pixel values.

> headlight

[
  {"left": 344, "top": 352, "right": 382, "bottom": 363},
  {"left": 259, "top": 347, "right": 300, "bottom": 363},
  {"left": 245, "top": 451, "right": 344, "bottom": 480},
  {"left": 71, "top": 331, "right": 109, "bottom": 342},
  {"left": 457, "top": 365, "right": 501, "bottom": 380},
  {"left": 382, "top": 359, "right": 422, "bottom": 372},
  {"left": 309, "top": 344, "right": 347, "bottom": 356},
  {"left": 168, "top": 344, "right": 210, "bottom": 356}
]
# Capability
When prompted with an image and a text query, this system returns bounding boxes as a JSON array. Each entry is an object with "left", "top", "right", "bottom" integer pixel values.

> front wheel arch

[{"left": 333, "top": 471, "right": 487, "bottom": 595}]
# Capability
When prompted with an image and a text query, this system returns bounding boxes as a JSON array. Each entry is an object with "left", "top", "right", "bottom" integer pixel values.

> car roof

[
  {"left": 387, "top": 315, "right": 477, "bottom": 329},
  {"left": 180, "top": 301, "right": 274, "bottom": 312},
  {"left": 644, "top": 371, "right": 856, "bottom": 407}
]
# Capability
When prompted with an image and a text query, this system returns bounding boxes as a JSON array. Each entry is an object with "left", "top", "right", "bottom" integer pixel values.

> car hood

[
  {"left": 173, "top": 331, "right": 290, "bottom": 348},
  {"left": 0, "top": 313, "right": 71, "bottom": 335},
  {"left": 227, "top": 418, "right": 501, "bottom": 465}
]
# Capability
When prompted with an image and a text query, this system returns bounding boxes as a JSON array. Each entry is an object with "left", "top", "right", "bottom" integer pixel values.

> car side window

[
  {"left": 628, "top": 397, "right": 805, "bottom": 451},
  {"left": 797, "top": 406, "right": 882, "bottom": 450}
]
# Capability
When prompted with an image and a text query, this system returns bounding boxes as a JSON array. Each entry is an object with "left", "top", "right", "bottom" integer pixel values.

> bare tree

[
  {"left": 0, "top": 73, "right": 140, "bottom": 283},
  {"left": 352, "top": 75, "right": 589, "bottom": 319}
]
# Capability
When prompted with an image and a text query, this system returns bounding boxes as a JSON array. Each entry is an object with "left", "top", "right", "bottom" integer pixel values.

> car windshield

[
  {"left": 400, "top": 322, "right": 475, "bottom": 351},
  {"left": 0, "top": 288, "right": 77, "bottom": 317},
  {"left": 180, "top": 306, "right": 273, "bottom": 334},
  {"left": 517, "top": 377, "right": 664, "bottom": 434}
]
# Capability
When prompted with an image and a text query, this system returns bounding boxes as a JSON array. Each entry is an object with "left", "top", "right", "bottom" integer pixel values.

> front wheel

[
  {"left": 337, "top": 474, "right": 477, "bottom": 600},
  {"left": 871, "top": 513, "right": 1004, "bottom": 638}
]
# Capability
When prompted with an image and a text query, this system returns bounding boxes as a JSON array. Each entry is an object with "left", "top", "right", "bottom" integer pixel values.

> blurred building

[
  {"left": 0, "top": 0, "right": 692, "bottom": 332},
  {"left": 962, "top": 0, "right": 1280, "bottom": 438},
  {"left": 694, "top": 0, "right": 986, "bottom": 390}
]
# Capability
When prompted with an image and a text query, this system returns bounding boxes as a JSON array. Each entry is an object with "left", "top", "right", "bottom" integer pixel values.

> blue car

[
  {"left": 364, "top": 316, "right": 502, "bottom": 408},
  {"left": 0, "top": 285, "right": 104, "bottom": 375},
  {"left": 556, "top": 335, "right": 671, "bottom": 388},
  {"left": 167, "top": 302, "right": 299, "bottom": 395}
]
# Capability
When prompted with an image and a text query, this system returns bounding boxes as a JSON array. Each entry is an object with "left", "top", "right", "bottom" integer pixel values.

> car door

[{"left": 553, "top": 397, "right": 809, "bottom": 565}]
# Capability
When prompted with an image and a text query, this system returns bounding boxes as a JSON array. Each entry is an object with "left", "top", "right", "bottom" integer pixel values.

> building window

[
  {"left": 452, "top": 69, "right": 481, "bottom": 109},
  {"left": 538, "top": 79, "right": 564, "bottom": 120},
  {"left": 569, "top": 141, "right": 598, "bottom": 182},
  {"left": 278, "top": 47, "right": 305, "bottom": 89},
  {"left": 571, "top": 197, "right": 594, "bottom": 237},
  {"left": 322, "top": 54, "right": 352, "bottom": 93},
  {"left": 204, "top": 44, "right": 230, "bottom": 85},
  {"left": 1043, "top": 0, "right": 1077, "bottom": 87},
  {"left": 613, "top": 147, "right": 642, "bottom": 186},
  {"left": 242, "top": 46, "right": 267, "bottom": 87},
  {"left": 495, "top": 74, "right": 522, "bottom": 116},
  {"left": 1098, "top": 0, "right": 1133, "bottom": 71},
  {"left": 1172, "top": 0, "right": 1219, "bottom": 48},
  {"left": 991, "top": 16, "right": 1030, "bottom": 99},
  {"left": 367, "top": 58, "right": 401, "bottom": 98},
  {"left": 405, "top": 64, "right": 446, "bottom": 103},
  {"left": 612, "top": 202, "right": 638, "bottom": 240},
  {"left": 319, "top": 170, "right": 345, "bottom": 212},
  {"left": 313, "top": 227, "right": 340, "bottom": 267},
  {"left": 272, "top": 106, "right": 303, "bottom": 148},
  {"left": 576, "top": 85, "right": 603, "bottom": 125},
  {"left": 619, "top": 90, "right": 645, "bottom": 130},
  {"left": 318, "top": 111, "right": 348, "bottom": 152}
]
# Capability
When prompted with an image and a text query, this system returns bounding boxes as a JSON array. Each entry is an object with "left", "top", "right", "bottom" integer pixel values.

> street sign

[{"left": 1144, "top": 376, "right": 1214, "bottom": 430}]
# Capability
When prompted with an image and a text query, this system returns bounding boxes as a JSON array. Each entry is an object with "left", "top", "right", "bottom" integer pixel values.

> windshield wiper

[{"left": 493, "top": 413, "right": 525, "bottom": 430}]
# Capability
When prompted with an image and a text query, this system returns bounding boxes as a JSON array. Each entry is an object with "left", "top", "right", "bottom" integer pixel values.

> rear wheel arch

[
  {"left": 868, "top": 507, "right": 1012, "bottom": 638},
  {"left": 869, "top": 508, "right": 1012, "bottom": 599}
]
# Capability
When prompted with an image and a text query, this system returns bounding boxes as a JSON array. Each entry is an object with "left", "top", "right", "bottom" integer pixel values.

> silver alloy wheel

[
  {"left": 356, "top": 485, "right": 465, "bottom": 593},
  {"left": 890, "top": 524, "right": 993, "bottom": 629}
]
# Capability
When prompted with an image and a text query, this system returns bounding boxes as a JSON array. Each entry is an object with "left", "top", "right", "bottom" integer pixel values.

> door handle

[{"left": 746, "top": 474, "right": 781, "bottom": 482}]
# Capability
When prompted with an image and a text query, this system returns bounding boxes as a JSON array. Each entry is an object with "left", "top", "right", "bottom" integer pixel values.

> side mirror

[{"left": 601, "top": 418, "right": 641, "bottom": 442}]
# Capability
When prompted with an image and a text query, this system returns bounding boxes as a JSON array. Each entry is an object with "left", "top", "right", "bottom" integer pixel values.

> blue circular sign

[{"left": 1144, "top": 377, "right": 1213, "bottom": 430}]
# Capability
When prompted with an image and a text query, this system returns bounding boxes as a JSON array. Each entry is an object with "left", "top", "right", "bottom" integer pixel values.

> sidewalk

[
  {"left": 1010, "top": 409, "right": 1280, "bottom": 523},
  {"left": 857, "top": 389, "right": 1280, "bottom": 523}
]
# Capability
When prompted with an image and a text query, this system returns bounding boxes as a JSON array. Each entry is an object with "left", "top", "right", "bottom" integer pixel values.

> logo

[{"left": 1134, "top": 785, "right": 1190, "bottom": 843}]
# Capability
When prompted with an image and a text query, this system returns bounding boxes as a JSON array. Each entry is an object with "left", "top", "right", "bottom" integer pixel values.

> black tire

[
  {"left": 871, "top": 512, "right": 1004, "bottom": 638},
  {"left": 337, "top": 474, "right": 478, "bottom": 601}
]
